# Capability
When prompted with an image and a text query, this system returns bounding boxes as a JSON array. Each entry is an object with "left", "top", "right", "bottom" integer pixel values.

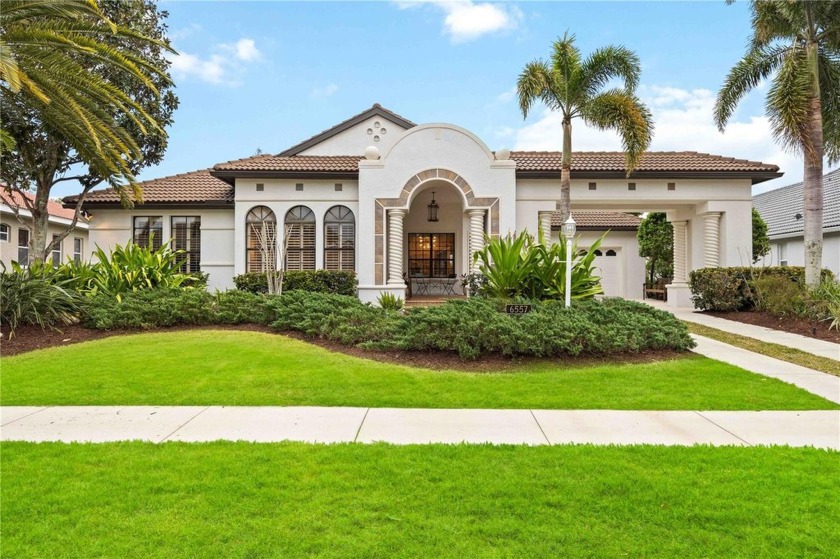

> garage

[{"left": 593, "top": 248, "right": 621, "bottom": 297}]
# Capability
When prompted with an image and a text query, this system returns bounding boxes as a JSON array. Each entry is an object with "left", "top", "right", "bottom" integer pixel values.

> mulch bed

[
  {"left": 0, "top": 323, "right": 687, "bottom": 372},
  {"left": 705, "top": 310, "right": 840, "bottom": 344}
]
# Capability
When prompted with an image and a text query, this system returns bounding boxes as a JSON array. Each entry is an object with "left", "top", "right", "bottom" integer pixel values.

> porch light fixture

[
  {"left": 561, "top": 216, "right": 577, "bottom": 308},
  {"left": 427, "top": 191, "right": 439, "bottom": 222}
]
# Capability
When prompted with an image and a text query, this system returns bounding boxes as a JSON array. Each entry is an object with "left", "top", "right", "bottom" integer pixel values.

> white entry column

[
  {"left": 703, "top": 212, "right": 721, "bottom": 268},
  {"left": 667, "top": 219, "right": 692, "bottom": 308},
  {"left": 538, "top": 211, "right": 553, "bottom": 244},
  {"left": 467, "top": 209, "right": 486, "bottom": 272},
  {"left": 387, "top": 209, "right": 406, "bottom": 285}
]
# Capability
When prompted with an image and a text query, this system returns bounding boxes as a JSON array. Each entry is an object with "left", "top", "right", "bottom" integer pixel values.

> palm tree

[
  {"left": 517, "top": 33, "right": 654, "bottom": 222},
  {"left": 715, "top": 0, "right": 840, "bottom": 287},
  {"left": 0, "top": 0, "right": 173, "bottom": 262}
]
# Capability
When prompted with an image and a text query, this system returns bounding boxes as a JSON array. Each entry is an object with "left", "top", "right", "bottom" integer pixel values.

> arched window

[
  {"left": 285, "top": 205, "right": 316, "bottom": 270},
  {"left": 324, "top": 206, "right": 355, "bottom": 271},
  {"left": 246, "top": 206, "right": 276, "bottom": 273},
  {"left": 606, "top": 249, "right": 617, "bottom": 256},
  {"left": 0, "top": 223, "right": 9, "bottom": 242},
  {"left": 593, "top": 249, "right": 603, "bottom": 257}
]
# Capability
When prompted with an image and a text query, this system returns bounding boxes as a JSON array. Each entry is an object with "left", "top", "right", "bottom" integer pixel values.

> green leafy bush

[
  {"left": 234, "top": 270, "right": 357, "bottom": 296},
  {"left": 474, "top": 230, "right": 605, "bottom": 300},
  {"left": 689, "top": 266, "right": 835, "bottom": 311},
  {"left": 377, "top": 292, "right": 404, "bottom": 311},
  {"left": 81, "top": 289, "right": 276, "bottom": 330},
  {"left": 269, "top": 291, "right": 694, "bottom": 359},
  {"left": 0, "top": 262, "right": 79, "bottom": 337}
]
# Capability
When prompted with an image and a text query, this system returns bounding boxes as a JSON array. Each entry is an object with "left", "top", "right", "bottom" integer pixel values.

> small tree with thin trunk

[
  {"left": 516, "top": 33, "right": 654, "bottom": 222},
  {"left": 752, "top": 207, "right": 771, "bottom": 263},
  {"left": 637, "top": 212, "right": 673, "bottom": 286}
]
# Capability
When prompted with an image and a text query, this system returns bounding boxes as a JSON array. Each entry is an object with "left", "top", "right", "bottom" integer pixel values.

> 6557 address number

[{"left": 504, "top": 304, "right": 532, "bottom": 314}]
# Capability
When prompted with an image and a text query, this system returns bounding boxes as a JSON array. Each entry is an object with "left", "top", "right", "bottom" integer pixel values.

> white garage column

[
  {"left": 703, "top": 212, "right": 721, "bottom": 268},
  {"left": 467, "top": 209, "right": 486, "bottom": 272},
  {"left": 538, "top": 211, "right": 553, "bottom": 244},
  {"left": 667, "top": 220, "right": 692, "bottom": 308},
  {"left": 387, "top": 209, "right": 406, "bottom": 285}
]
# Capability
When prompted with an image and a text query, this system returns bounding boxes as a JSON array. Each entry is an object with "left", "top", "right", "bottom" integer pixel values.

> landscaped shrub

[
  {"left": 271, "top": 290, "right": 398, "bottom": 345},
  {"left": 689, "top": 266, "right": 835, "bottom": 311},
  {"left": 81, "top": 289, "right": 277, "bottom": 329},
  {"left": 234, "top": 270, "right": 357, "bottom": 295},
  {"left": 0, "top": 262, "right": 80, "bottom": 337},
  {"left": 269, "top": 291, "right": 694, "bottom": 359},
  {"left": 474, "top": 230, "right": 604, "bottom": 300}
]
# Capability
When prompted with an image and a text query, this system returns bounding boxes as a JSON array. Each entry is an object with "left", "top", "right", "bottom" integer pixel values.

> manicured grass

[
  {"left": 2, "top": 442, "right": 838, "bottom": 558},
  {"left": 1, "top": 330, "right": 835, "bottom": 409},
  {"left": 686, "top": 322, "right": 840, "bottom": 377}
]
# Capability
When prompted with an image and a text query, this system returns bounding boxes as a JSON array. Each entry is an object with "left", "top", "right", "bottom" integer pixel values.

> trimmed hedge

[
  {"left": 81, "top": 289, "right": 276, "bottom": 330},
  {"left": 272, "top": 291, "right": 695, "bottom": 359},
  {"left": 233, "top": 270, "right": 357, "bottom": 295},
  {"left": 689, "top": 266, "right": 835, "bottom": 311}
]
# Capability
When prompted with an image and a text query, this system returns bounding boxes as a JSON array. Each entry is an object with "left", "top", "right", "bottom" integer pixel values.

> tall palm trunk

[
  {"left": 559, "top": 116, "right": 572, "bottom": 222},
  {"left": 803, "top": 41, "right": 824, "bottom": 288}
]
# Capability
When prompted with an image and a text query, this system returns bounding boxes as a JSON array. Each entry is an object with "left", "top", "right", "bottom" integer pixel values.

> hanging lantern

[{"left": 427, "top": 191, "right": 439, "bottom": 222}]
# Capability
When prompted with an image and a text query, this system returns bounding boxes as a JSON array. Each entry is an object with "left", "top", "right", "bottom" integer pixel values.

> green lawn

[
  {"left": 1, "top": 330, "right": 835, "bottom": 409},
  {"left": 2, "top": 442, "right": 838, "bottom": 558}
]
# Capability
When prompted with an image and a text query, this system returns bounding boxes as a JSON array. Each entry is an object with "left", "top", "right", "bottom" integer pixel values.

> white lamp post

[{"left": 561, "top": 215, "right": 576, "bottom": 308}]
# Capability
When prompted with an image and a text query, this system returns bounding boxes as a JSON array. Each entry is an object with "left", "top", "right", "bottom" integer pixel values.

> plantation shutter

[
  {"left": 285, "top": 206, "right": 316, "bottom": 271},
  {"left": 324, "top": 206, "right": 355, "bottom": 271},
  {"left": 245, "top": 206, "right": 277, "bottom": 273}
]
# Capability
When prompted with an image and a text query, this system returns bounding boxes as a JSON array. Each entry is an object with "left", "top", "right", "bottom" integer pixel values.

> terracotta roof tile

[
  {"left": 64, "top": 169, "right": 233, "bottom": 205},
  {"left": 511, "top": 151, "right": 779, "bottom": 174},
  {"left": 2, "top": 189, "right": 85, "bottom": 221},
  {"left": 213, "top": 154, "right": 362, "bottom": 172},
  {"left": 552, "top": 211, "right": 642, "bottom": 230}
]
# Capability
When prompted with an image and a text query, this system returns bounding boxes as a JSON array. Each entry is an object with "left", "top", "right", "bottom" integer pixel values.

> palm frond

[
  {"left": 714, "top": 44, "right": 788, "bottom": 130},
  {"left": 580, "top": 89, "right": 654, "bottom": 174},
  {"left": 818, "top": 49, "right": 840, "bottom": 163},
  {"left": 516, "top": 60, "right": 558, "bottom": 117},
  {"left": 765, "top": 44, "right": 813, "bottom": 157},
  {"left": 579, "top": 45, "right": 642, "bottom": 96}
]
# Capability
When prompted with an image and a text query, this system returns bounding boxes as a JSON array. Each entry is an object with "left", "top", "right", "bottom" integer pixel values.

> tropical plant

[
  {"left": 0, "top": 0, "right": 177, "bottom": 262},
  {"left": 752, "top": 207, "right": 771, "bottom": 263},
  {"left": 473, "top": 230, "right": 605, "bottom": 301},
  {"left": 87, "top": 240, "right": 196, "bottom": 299},
  {"left": 0, "top": 261, "right": 79, "bottom": 337},
  {"left": 714, "top": 0, "right": 840, "bottom": 287},
  {"left": 377, "top": 292, "right": 404, "bottom": 312},
  {"left": 637, "top": 212, "right": 674, "bottom": 285},
  {"left": 516, "top": 32, "right": 654, "bottom": 221}
]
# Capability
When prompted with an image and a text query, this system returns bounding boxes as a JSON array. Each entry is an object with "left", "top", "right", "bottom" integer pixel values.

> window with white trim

[
  {"left": 285, "top": 206, "right": 316, "bottom": 271},
  {"left": 172, "top": 216, "right": 201, "bottom": 273},
  {"left": 17, "top": 228, "right": 29, "bottom": 264},
  {"left": 246, "top": 206, "right": 277, "bottom": 273},
  {"left": 0, "top": 223, "right": 9, "bottom": 242},
  {"left": 51, "top": 234, "right": 62, "bottom": 267},
  {"left": 73, "top": 237, "right": 83, "bottom": 264},
  {"left": 324, "top": 205, "right": 355, "bottom": 271},
  {"left": 133, "top": 216, "right": 163, "bottom": 250}
]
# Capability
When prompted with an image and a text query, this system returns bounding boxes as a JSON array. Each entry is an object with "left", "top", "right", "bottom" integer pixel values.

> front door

[{"left": 408, "top": 233, "right": 455, "bottom": 278}]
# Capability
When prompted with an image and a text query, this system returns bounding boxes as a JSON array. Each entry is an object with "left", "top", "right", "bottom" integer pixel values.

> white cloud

[
  {"left": 512, "top": 85, "right": 803, "bottom": 193},
  {"left": 396, "top": 1, "right": 522, "bottom": 42},
  {"left": 311, "top": 83, "right": 339, "bottom": 99},
  {"left": 168, "top": 37, "right": 261, "bottom": 86}
]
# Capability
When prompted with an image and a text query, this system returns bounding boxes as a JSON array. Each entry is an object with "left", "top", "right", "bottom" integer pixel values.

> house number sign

[{"left": 504, "top": 304, "right": 532, "bottom": 314}]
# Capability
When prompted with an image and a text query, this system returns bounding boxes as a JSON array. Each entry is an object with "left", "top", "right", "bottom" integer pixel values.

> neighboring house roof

[
  {"left": 512, "top": 151, "right": 780, "bottom": 182},
  {"left": 551, "top": 211, "right": 642, "bottom": 231},
  {"left": 277, "top": 103, "right": 417, "bottom": 157},
  {"left": 64, "top": 169, "right": 233, "bottom": 206},
  {"left": 753, "top": 168, "right": 840, "bottom": 237},
  {"left": 1, "top": 189, "right": 88, "bottom": 226}
]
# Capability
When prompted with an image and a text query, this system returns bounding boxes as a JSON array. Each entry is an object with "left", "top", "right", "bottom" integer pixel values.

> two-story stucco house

[{"left": 67, "top": 104, "right": 781, "bottom": 306}]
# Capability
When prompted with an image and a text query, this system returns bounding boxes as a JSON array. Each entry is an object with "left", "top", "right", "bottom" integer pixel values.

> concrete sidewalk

[
  {"left": 691, "top": 334, "right": 840, "bottom": 404},
  {"left": 2, "top": 406, "right": 838, "bottom": 449},
  {"left": 642, "top": 299, "right": 840, "bottom": 361}
]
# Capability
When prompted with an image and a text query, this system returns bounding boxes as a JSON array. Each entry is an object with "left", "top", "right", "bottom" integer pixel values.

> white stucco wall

[
  {"left": 299, "top": 116, "right": 409, "bottom": 156},
  {"left": 86, "top": 208, "right": 235, "bottom": 291},
  {"left": 0, "top": 211, "right": 88, "bottom": 269},
  {"left": 761, "top": 231, "right": 840, "bottom": 276}
]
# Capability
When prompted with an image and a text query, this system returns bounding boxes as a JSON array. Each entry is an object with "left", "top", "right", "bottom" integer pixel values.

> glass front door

[{"left": 408, "top": 233, "right": 455, "bottom": 278}]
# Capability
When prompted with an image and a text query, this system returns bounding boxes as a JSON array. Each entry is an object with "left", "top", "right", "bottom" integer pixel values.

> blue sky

[{"left": 54, "top": 1, "right": 838, "bottom": 196}]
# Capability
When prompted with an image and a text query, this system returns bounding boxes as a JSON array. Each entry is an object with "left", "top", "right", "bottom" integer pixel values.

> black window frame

[
  {"left": 133, "top": 216, "right": 163, "bottom": 250},
  {"left": 17, "top": 228, "right": 29, "bottom": 264},
  {"left": 408, "top": 233, "right": 456, "bottom": 278},
  {"left": 0, "top": 223, "right": 9, "bottom": 242},
  {"left": 171, "top": 216, "right": 201, "bottom": 273}
]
